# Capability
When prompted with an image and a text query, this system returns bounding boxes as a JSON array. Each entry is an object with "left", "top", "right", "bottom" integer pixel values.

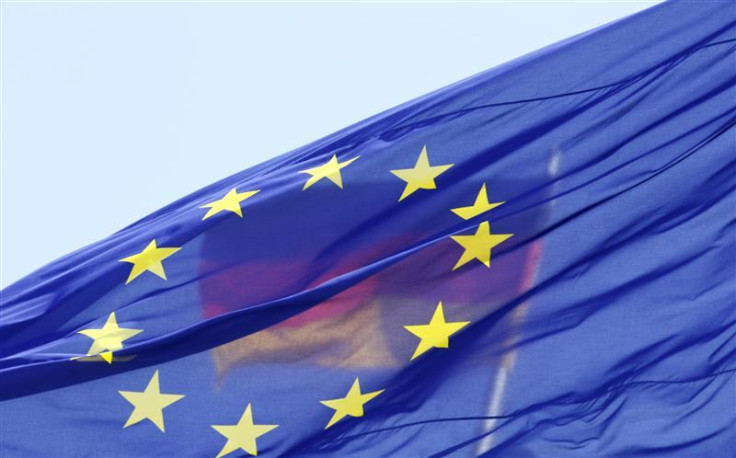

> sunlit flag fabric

[{"left": 1, "top": 2, "right": 735, "bottom": 457}]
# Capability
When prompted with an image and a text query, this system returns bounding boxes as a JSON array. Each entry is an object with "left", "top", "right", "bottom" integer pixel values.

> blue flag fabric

[{"left": 2, "top": 2, "right": 735, "bottom": 456}]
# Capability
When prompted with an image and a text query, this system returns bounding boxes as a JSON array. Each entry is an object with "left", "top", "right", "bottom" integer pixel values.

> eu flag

[{"left": 2, "top": 2, "right": 734, "bottom": 456}]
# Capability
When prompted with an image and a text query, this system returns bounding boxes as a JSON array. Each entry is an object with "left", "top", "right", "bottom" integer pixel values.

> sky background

[{"left": 1, "top": 1, "right": 658, "bottom": 288}]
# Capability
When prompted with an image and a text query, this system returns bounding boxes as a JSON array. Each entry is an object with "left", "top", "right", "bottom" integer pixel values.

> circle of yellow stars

[{"left": 71, "top": 144, "right": 513, "bottom": 456}]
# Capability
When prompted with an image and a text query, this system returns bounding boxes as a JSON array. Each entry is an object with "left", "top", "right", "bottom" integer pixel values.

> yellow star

[
  {"left": 212, "top": 404, "right": 278, "bottom": 457},
  {"left": 450, "top": 221, "right": 513, "bottom": 271},
  {"left": 451, "top": 183, "right": 504, "bottom": 220},
  {"left": 200, "top": 188, "right": 260, "bottom": 220},
  {"left": 119, "top": 370, "right": 184, "bottom": 432},
  {"left": 390, "top": 146, "right": 453, "bottom": 202},
  {"left": 120, "top": 239, "right": 181, "bottom": 284},
  {"left": 77, "top": 312, "right": 142, "bottom": 363},
  {"left": 404, "top": 302, "right": 470, "bottom": 360},
  {"left": 299, "top": 154, "right": 359, "bottom": 190},
  {"left": 320, "top": 378, "right": 384, "bottom": 429}
]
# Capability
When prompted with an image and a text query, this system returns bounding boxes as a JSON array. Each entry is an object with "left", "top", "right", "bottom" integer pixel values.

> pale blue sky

[{"left": 1, "top": 1, "right": 657, "bottom": 288}]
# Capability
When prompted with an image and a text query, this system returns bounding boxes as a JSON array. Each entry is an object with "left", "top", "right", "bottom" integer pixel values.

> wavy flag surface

[{"left": 1, "top": 1, "right": 735, "bottom": 456}]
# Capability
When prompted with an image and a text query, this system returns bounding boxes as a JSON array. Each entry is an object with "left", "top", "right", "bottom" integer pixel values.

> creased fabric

[{"left": 1, "top": 1, "right": 734, "bottom": 456}]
